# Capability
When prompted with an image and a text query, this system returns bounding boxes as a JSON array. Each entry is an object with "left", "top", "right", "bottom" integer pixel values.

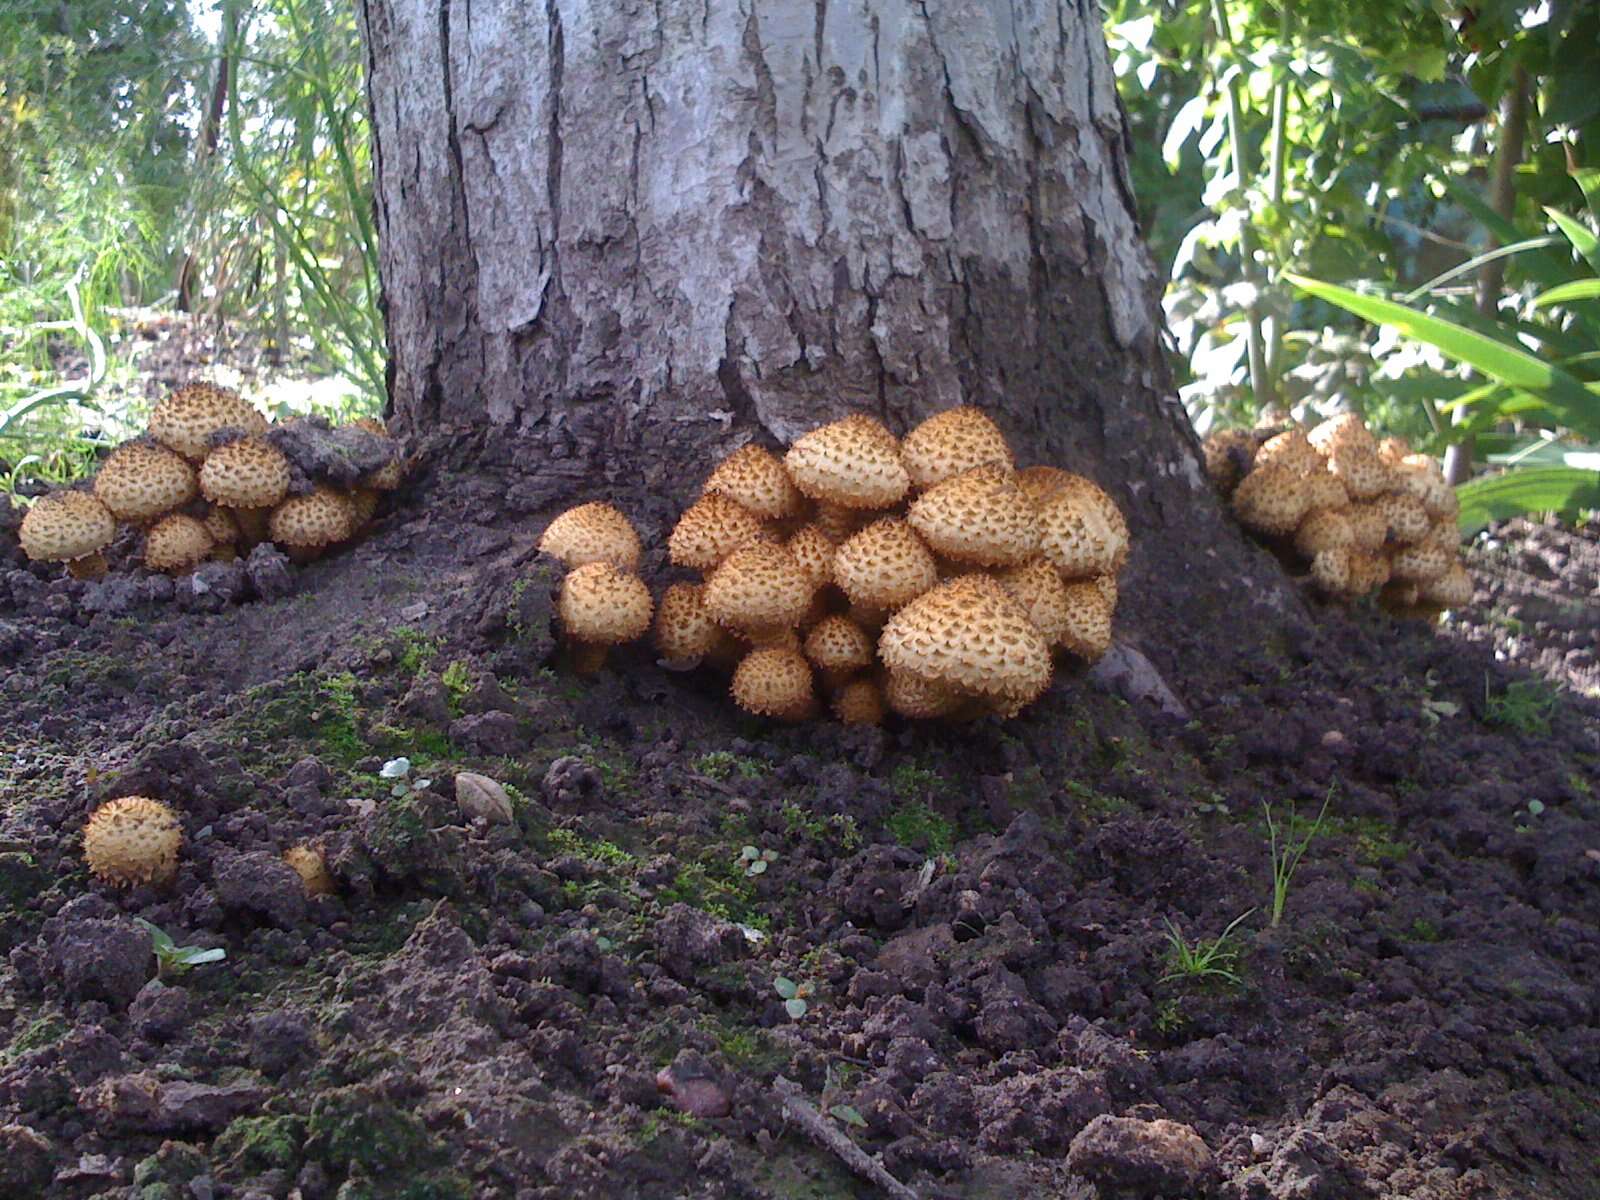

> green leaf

[
  {"left": 830, "top": 1105, "right": 867, "bottom": 1128},
  {"left": 172, "top": 946, "right": 226, "bottom": 967},
  {"left": 784, "top": 997, "right": 809, "bottom": 1020},
  {"left": 1532, "top": 279, "right": 1600, "bottom": 308},
  {"left": 133, "top": 918, "right": 174, "bottom": 954},
  {"left": 773, "top": 977, "right": 797, "bottom": 1000},
  {"left": 1455, "top": 466, "right": 1600, "bottom": 534},
  {"left": 1546, "top": 207, "right": 1600, "bottom": 275}
]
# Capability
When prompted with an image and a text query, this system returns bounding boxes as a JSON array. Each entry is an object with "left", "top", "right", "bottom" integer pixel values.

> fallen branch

[{"left": 773, "top": 1076, "right": 920, "bottom": 1200}]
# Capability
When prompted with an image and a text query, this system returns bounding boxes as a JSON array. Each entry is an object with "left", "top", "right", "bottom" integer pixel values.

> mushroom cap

[
  {"left": 900, "top": 406, "right": 1015, "bottom": 491},
  {"left": 1255, "top": 429, "right": 1321, "bottom": 476},
  {"left": 1036, "top": 475, "right": 1130, "bottom": 578},
  {"left": 1346, "top": 503, "right": 1388, "bottom": 553},
  {"left": 202, "top": 506, "right": 240, "bottom": 544},
  {"left": 653, "top": 582, "right": 725, "bottom": 664},
  {"left": 1327, "top": 448, "right": 1392, "bottom": 501},
  {"left": 1307, "top": 413, "right": 1375, "bottom": 457},
  {"left": 833, "top": 518, "right": 940, "bottom": 611},
  {"left": 199, "top": 437, "right": 291, "bottom": 510},
  {"left": 1390, "top": 542, "right": 1452, "bottom": 584},
  {"left": 283, "top": 843, "right": 336, "bottom": 896},
  {"left": 352, "top": 418, "right": 406, "bottom": 490},
  {"left": 668, "top": 492, "right": 773, "bottom": 573},
  {"left": 93, "top": 442, "right": 198, "bottom": 522},
  {"left": 1232, "top": 463, "right": 1310, "bottom": 536},
  {"left": 994, "top": 558, "right": 1073, "bottom": 646},
  {"left": 878, "top": 574, "right": 1052, "bottom": 714},
  {"left": 1294, "top": 509, "right": 1354, "bottom": 558},
  {"left": 883, "top": 669, "right": 965, "bottom": 719},
  {"left": 1201, "top": 430, "right": 1259, "bottom": 496},
  {"left": 84, "top": 795, "right": 182, "bottom": 887},
  {"left": 539, "top": 502, "right": 644, "bottom": 572},
  {"left": 702, "top": 444, "right": 805, "bottom": 520},
  {"left": 1374, "top": 493, "right": 1430, "bottom": 545},
  {"left": 1347, "top": 551, "right": 1391, "bottom": 594},
  {"left": 802, "top": 615, "right": 876, "bottom": 676},
  {"left": 783, "top": 414, "right": 910, "bottom": 510},
  {"left": 144, "top": 513, "right": 215, "bottom": 574},
  {"left": 731, "top": 648, "right": 816, "bottom": 720},
  {"left": 1310, "top": 547, "right": 1352, "bottom": 595},
  {"left": 348, "top": 487, "right": 381, "bottom": 528},
  {"left": 149, "top": 384, "right": 267, "bottom": 460},
  {"left": 1015, "top": 465, "right": 1075, "bottom": 507},
  {"left": 1376, "top": 436, "right": 1413, "bottom": 466},
  {"left": 907, "top": 464, "right": 1041, "bottom": 567},
  {"left": 1425, "top": 518, "right": 1461, "bottom": 554},
  {"left": 269, "top": 487, "right": 358, "bottom": 549},
  {"left": 703, "top": 542, "right": 816, "bottom": 634},
  {"left": 1393, "top": 455, "right": 1458, "bottom": 520},
  {"left": 832, "top": 677, "right": 885, "bottom": 726},
  {"left": 18, "top": 491, "right": 116, "bottom": 563},
  {"left": 1419, "top": 562, "right": 1472, "bottom": 608},
  {"left": 559, "top": 561, "right": 654, "bottom": 647},
  {"left": 1057, "top": 578, "right": 1114, "bottom": 662},
  {"left": 1092, "top": 572, "right": 1118, "bottom": 612},
  {"left": 1300, "top": 471, "right": 1350, "bottom": 514},
  {"left": 785, "top": 524, "right": 837, "bottom": 589}
]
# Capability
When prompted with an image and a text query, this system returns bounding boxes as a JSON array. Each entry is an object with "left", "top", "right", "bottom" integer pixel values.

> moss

[
  {"left": 890, "top": 760, "right": 943, "bottom": 798},
  {"left": 310, "top": 1089, "right": 438, "bottom": 1176},
  {"left": 213, "top": 1114, "right": 305, "bottom": 1178},
  {"left": 546, "top": 826, "right": 633, "bottom": 867},
  {"left": 884, "top": 801, "right": 954, "bottom": 854},
  {"left": 392, "top": 626, "right": 440, "bottom": 676},
  {"left": 3, "top": 1015, "right": 67, "bottom": 1064},
  {"left": 1064, "top": 778, "right": 1131, "bottom": 817},
  {"left": 694, "top": 751, "right": 766, "bottom": 781},
  {"left": 658, "top": 858, "right": 766, "bottom": 931}
]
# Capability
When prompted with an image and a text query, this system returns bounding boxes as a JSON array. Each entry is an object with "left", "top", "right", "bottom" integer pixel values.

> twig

[{"left": 773, "top": 1077, "right": 920, "bottom": 1200}]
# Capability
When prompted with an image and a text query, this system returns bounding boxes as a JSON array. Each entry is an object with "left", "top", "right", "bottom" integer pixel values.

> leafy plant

[
  {"left": 1264, "top": 789, "right": 1331, "bottom": 928},
  {"left": 134, "top": 918, "right": 226, "bottom": 980},
  {"left": 1160, "top": 909, "right": 1253, "bottom": 986},
  {"left": 1483, "top": 676, "right": 1559, "bottom": 736},
  {"left": 737, "top": 846, "right": 777, "bottom": 877},
  {"left": 774, "top": 976, "right": 815, "bottom": 1020},
  {"left": 380, "top": 757, "right": 432, "bottom": 798}
]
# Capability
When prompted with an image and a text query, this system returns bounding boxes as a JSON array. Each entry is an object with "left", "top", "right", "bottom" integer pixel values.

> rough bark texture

[{"left": 357, "top": 0, "right": 1296, "bottom": 662}]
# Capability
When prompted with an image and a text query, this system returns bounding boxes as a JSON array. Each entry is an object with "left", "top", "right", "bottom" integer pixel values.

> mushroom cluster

[
  {"left": 15, "top": 384, "right": 405, "bottom": 579},
  {"left": 1203, "top": 413, "right": 1470, "bottom": 613},
  {"left": 539, "top": 408, "right": 1130, "bottom": 725}
]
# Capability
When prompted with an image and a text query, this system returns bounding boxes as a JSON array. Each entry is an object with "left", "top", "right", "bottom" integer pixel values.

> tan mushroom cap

[
  {"left": 833, "top": 518, "right": 940, "bottom": 611},
  {"left": 1393, "top": 455, "right": 1458, "bottom": 520},
  {"left": 1057, "top": 579, "right": 1114, "bottom": 662},
  {"left": 539, "top": 502, "right": 643, "bottom": 572},
  {"left": 199, "top": 437, "right": 291, "bottom": 510},
  {"left": 1201, "top": 430, "right": 1259, "bottom": 496},
  {"left": 1300, "top": 471, "right": 1350, "bottom": 514},
  {"left": 1374, "top": 492, "right": 1431, "bottom": 545},
  {"left": 202, "top": 506, "right": 239, "bottom": 545},
  {"left": 1390, "top": 542, "right": 1453, "bottom": 584},
  {"left": 1346, "top": 503, "right": 1388, "bottom": 554},
  {"left": 802, "top": 615, "right": 876, "bottom": 677},
  {"left": 149, "top": 384, "right": 267, "bottom": 460},
  {"left": 883, "top": 669, "right": 965, "bottom": 719},
  {"left": 84, "top": 795, "right": 182, "bottom": 887},
  {"left": 783, "top": 414, "right": 910, "bottom": 510},
  {"left": 1255, "top": 429, "right": 1321, "bottom": 476},
  {"left": 900, "top": 406, "right": 1015, "bottom": 491},
  {"left": 144, "top": 513, "right": 214, "bottom": 574},
  {"left": 1092, "top": 572, "right": 1118, "bottom": 612},
  {"left": 1347, "top": 551, "right": 1391, "bottom": 594},
  {"left": 1307, "top": 413, "right": 1376, "bottom": 457},
  {"left": 1327, "top": 448, "right": 1392, "bottom": 501},
  {"left": 653, "top": 581, "right": 724, "bottom": 664},
  {"left": 1420, "top": 562, "right": 1472, "bottom": 608},
  {"left": 994, "top": 558, "right": 1074, "bottom": 646},
  {"left": 703, "top": 542, "right": 815, "bottom": 634},
  {"left": 19, "top": 491, "right": 116, "bottom": 564},
  {"left": 907, "top": 464, "right": 1040, "bottom": 567},
  {"left": 1036, "top": 475, "right": 1130, "bottom": 578},
  {"left": 352, "top": 418, "right": 406, "bottom": 491},
  {"left": 283, "top": 843, "right": 336, "bottom": 897},
  {"left": 785, "top": 524, "right": 837, "bottom": 589},
  {"left": 1310, "top": 547, "right": 1352, "bottom": 595},
  {"left": 702, "top": 444, "right": 805, "bottom": 520},
  {"left": 559, "top": 561, "right": 654, "bottom": 649},
  {"left": 668, "top": 492, "right": 773, "bottom": 573},
  {"left": 269, "top": 487, "right": 357, "bottom": 549},
  {"left": 1294, "top": 509, "right": 1354, "bottom": 558},
  {"left": 1376, "top": 436, "right": 1413, "bottom": 466},
  {"left": 879, "top": 574, "right": 1052, "bottom": 715},
  {"left": 731, "top": 648, "right": 816, "bottom": 721},
  {"left": 1232, "top": 463, "right": 1310, "bottom": 536},
  {"left": 93, "top": 442, "right": 198, "bottom": 522},
  {"left": 348, "top": 487, "right": 381, "bottom": 528},
  {"left": 832, "top": 677, "right": 886, "bottom": 726}
]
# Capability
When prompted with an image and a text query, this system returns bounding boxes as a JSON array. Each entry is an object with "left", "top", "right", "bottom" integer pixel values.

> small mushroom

[
  {"left": 1035, "top": 474, "right": 1130, "bottom": 578},
  {"left": 558, "top": 561, "right": 653, "bottom": 673},
  {"left": 539, "top": 502, "right": 644, "bottom": 572},
  {"left": 703, "top": 542, "right": 816, "bottom": 635},
  {"left": 702, "top": 444, "right": 805, "bottom": 520},
  {"left": 907, "top": 464, "right": 1040, "bottom": 567},
  {"left": 730, "top": 647, "right": 817, "bottom": 721},
  {"left": 84, "top": 796, "right": 182, "bottom": 887},
  {"left": 832, "top": 518, "right": 940, "bottom": 612},
  {"left": 199, "top": 437, "right": 291, "bottom": 510},
  {"left": 18, "top": 491, "right": 116, "bottom": 577},
  {"left": 93, "top": 441, "right": 198, "bottom": 522},
  {"left": 653, "top": 581, "right": 726, "bottom": 667},
  {"left": 143, "top": 513, "right": 215, "bottom": 574},
  {"left": 269, "top": 486, "right": 358, "bottom": 560},
  {"left": 783, "top": 414, "right": 910, "bottom": 510},
  {"left": 1307, "top": 413, "right": 1375, "bottom": 458},
  {"left": 667, "top": 492, "right": 773, "bottom": 573},
  {"left": 802, "top": 615, "right": 876, "bottom": 688},
  {"left": 149, "top": 383, "right": 267, "bottom": 460},
  {"left": 283, "top": 843, "right": 336, "bottom": 896},
  {"left": 900, "top": 406, "right": 1014, "bottom": 491},
  {"left": 1232, "top": 463, "right": 1309, "bottom": 537},
  {"left": 831, "top": 677, "right": 885, "bottom": 725}
]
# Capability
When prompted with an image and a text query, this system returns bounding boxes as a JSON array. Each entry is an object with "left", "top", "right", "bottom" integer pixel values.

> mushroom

[
  {"left": 199, "top": 437, "right": 291, "bottom": 510},
  {"left": 810, "top": 501, "right": 865, "bottom": 543},
  {"left": 785, "top": 524, "right": 837, "bottom": 590},
  {"left": 832, "top": 518, "right": 939, "bottom": 612},
  {"left": 802, "top": 615, "right": 876, "bottom": 688},
  {"left": 351, "top": 417, "right": 406, "bottom": 491},
  {"left": 539, "top": 502, "right": 644, "bottom": 572},
  {"left": 1390, "top": 542, "right": 1452, "bottom": 584},
  {"left": 269, "top": 486, "right": 358, "bottom": 561},
  {"left": 907, "top": 464, "right": 1040, "bottom": 567},
  {"left": 1231, "top": 463, "right": 1309, "bottom": 537},
  {"left": 1294, "top": 510, "right": 1354, "bottom": 558},
  {"left": 283, "top": 843, "right": 336, "bottom": 897},
  {"left": 203, "top": 506, "right": 241, "bottom": 561},
  {"left": 653, "top": 581, "right": 725, "bottom": 667},
  {"left": 18, "top": 490, "right": 116, "bottom": 578},
  {"left": 1419, "top": 562, "right": 1472, "bottom": 608},
  {"left": 1255, "top": 429, "right": 1320, "bottom": 476},
  {"left": 84, "top": 795, "right": 182, "bottom": 887},
  {"left": 1015, "top": 464, "right": 1075, "bottom": 507},
  {"left": 783, "top": 414, "right": 910, "bottom": 510},
  {"left": 730, "top": 647, "right": 817, "bottom": 721},
  {"left": 1346, "top": 503, "right": 1388, "bottom": 554},
  {"left": 1056, "top": 578, "right": 1114, "bottom": 663},
  {"left": 1310, "top": 547, "right": 1352, "bottom": 596},
  {"left": 144, "top": 513, "right": 215, "bottom": 574},
  {"left": 831, "top": 677, "right": 885, "bottom": 726},
  {"left": 1200, "top": 430, "right": 1259, "bottom": 496},
  {"left": 1035, "top": 474, "right": 1131, "bottom": 578},
  {"left": 557, "top": 560, "right": 654, "bottom": 673},
  {"left": 1373, "top": 493, "right": 1430, "bottom": 545},
  {"left": 1307, "top": 413, "right": 1375, "bottom": 458},
  {"left": 1299, "top": 471, "right": 1349, "bottom": 514},
  {"left": 148, "top": 383, "right": 267, "bottom": 460},
  {"left": 702, "top": 542, "right": 816, "bottom": 635},
  {"left": 883, "top": 669, "right": 965, "bottom": 719},
  {"left": 900, "top": 406, "right": 1014, "bottom": 491},
  {"left": 1326, "top": 448, "right": 1392, "bottom": 501},
  {"left": 702, "top": 444, "right": 805, "bottom": 520},
  {"left": 93, "top": 442, "right": 198, "bottom": 523},
  {"left": 667, "top": 492, "right": 773, "bottom": 573},
  {"left": 994, "top": 558, "right": 1073, "bottom": 646}
]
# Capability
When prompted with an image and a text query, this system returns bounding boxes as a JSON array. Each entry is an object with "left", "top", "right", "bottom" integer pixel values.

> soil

[{"left": 1, "top": 444, "right": 1598, "bottom": 1199}]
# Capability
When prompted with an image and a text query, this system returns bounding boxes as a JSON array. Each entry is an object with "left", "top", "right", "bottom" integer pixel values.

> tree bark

[{"left": 356, "top": 0, "right": 1293, "bottom": 649}]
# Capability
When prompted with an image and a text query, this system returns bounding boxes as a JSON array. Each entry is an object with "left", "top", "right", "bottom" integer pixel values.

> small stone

[
  {"left": 455, "top": 772, "right": 515, "bottom": 824},
  {"left": 1067, "top": 1115, "right": 1218, "bottom": 1196}
]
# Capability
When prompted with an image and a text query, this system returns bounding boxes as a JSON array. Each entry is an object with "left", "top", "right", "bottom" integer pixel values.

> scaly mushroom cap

[
  {"left": 1425, "top": 518, "right": 1461, "bottom": 554},
  {"left": 1034, "top": 474, "right": 1129, "bottom": 579},
  {"left": 1310, "top": 547, "right": 1351, "bottom": 595},
  {"left": 1327, "top": 448, "right": 1392, "bottom": 501},
  {"left": 539, "top": 502, "right": 643, "bottom": 572},
  {"left": 558, "top": 561, "right": 653, "bottom": 653},
  {"left": 1374, "top": 493, "right": 1430, "bottom": 545},
  {"left": 1419, "top": 562, "right": 1472, "bottom": 608},
  {"left": 731, "top": 648, "right": 816, "bottom": 720},
  {"left": 907, "top": 464, "right": 1040, "bottom": 567},
  {"left": 1307, "top": 413, "right": 1375, "bottom": 458},
  {"left": 93, "top": 442, "right": 198, "bottom": 522},
  {"left": 1255, "top": 429, "right": 1321, "bottom": 476},
  {"left": 802, "top": 615, "right": 876, "bottom": 678},
  {"left": 1092, "top": 572, "right": 1118, "bottom": 611},
  {"left": 352, "top": 418, "right": 406, "bottom": 491},
  {"left": 668, "top": 492, "right": 773, "bottom": 572},
  {"left": 1201, "top": 430, "right": 1259, "bottom": 496},
  {"left": 18, "top": 491, "right": 116, "bottom": 564},
  {"left": 84, "top": 795, "right": 182, "bottom": 887},
  {"left": 832, "top": 677, "right": 885, "bottom": 726},
  {"left": 1390, "top": 542, "right": 1452, "bottom": 584},
  {"left": 144, "top": 513, "right": 215, "bottom": 574},
  {"left": 1376, "top": 436, "right": 1413, "bottom": 466},
  {"left": 1394, "top": 455, "right": 1458, "bottom": 520},
  {"left": 199, "top": 437, "right": 291, "bottom": 510},
  {"left": 883, "top": 669, "right": 965, "bottom": 719},
  {"left": 703, "top": 542, "right": 815, "bottom": 634},
  {"left": 783, "top": 414, "right": 910, "bottom": 510},
  {"left": 833, "top": 518, "right": 939, "bottom": 611},
  {"left": 269, "top": 487, "right": 357, "bottom": 549},
  {"left": 202, "top": 506, "right": 240, "bottom": 545},
  {"left": 900, "top": 406, "right": 1015, "bottom": 491},
  {"left": 348, "top": 487, "right": 381, "bottom": 528},
  {"left": 1299, "top": 471, "right": 1349, "bottom": 514},
  {"left": 1347, "top": 551, "right": 1390, "bottom": 594},
  {"left": 149, "top": 384, "right": 267, "bottom": 460},
  {"left": 1294, "top": 509, "right": 1354, "bottom": 558},
  {"left": 1346, "top": 503, "right": 1388, "bottom": 554},
  {"left": 785, "top": 524, "right": 837, "bottom": 590},
  {"left": 811, "top": 501, "right": 867, "bottom": 544},
  {"left": 702, "top": 444, "right": 805, "bottom": 520},
  {"left": 653, "top": 582, "right": 724, "bottom": 664},
  {"left": 1057, "top": 579, "right": 1114, "bottom": 662},
  {"left": 1014, "top": 465, "right": 1075, "bottom": 507},
  {"left": 283, "top": 843, "right": 336, "bottom": 897},
  {"left": 879, "top": 574, "right": 1052, "bottom": 714},
  {"left": 1232, "top": 463, "right": 1310, "bottom": 536},
  {"left": 994, "top": 558, "right": 1073, "bottom": 646}
]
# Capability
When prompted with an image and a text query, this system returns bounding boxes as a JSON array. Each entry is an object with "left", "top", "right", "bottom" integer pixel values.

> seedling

[
  {"left": 1483, "top": 676, "right": 1558, "bottom": 737},
  {"left": 738, "top": 845, "right": 778, "bottom": 877},
  {"left": 1514, "top": 798, "right": 1546, "bottom": 832},
  {"left": 134, "top": 919, "right": 225, "bottom": 980},
  {"left": 774, "top": 976, "right": 815, "bottom": 1019},
  {"left": 380, "top": 757, "right": 432, "bottom": 798},
  {"left": 1160, "top": 909, "right": 1252, "bottom": 986},
  {"left": 1264, "top": 788, "right": 1331, "bottom": 927}
]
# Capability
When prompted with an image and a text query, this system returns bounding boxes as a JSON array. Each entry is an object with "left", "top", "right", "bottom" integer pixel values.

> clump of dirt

[{"left": 0, "top": 460, "right": 1596, "bottom": 1200}]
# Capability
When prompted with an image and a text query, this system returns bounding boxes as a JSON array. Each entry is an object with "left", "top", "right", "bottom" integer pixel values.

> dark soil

[{"left": 0, "top": 462, "right": 1597, "bottom": 1200}]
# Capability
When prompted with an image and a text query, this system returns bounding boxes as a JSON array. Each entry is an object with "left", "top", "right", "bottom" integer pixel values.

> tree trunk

[{"left": 356, "top": 0, "right": 1293, "bottom": 653}]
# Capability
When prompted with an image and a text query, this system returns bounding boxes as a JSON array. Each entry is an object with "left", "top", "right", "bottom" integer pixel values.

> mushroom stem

[
  {"left": 570, "top": 642, "right": 610, "bottom": 675},
  {"left": 68, "top": 553, "right": 109, "bottom": 581}
]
